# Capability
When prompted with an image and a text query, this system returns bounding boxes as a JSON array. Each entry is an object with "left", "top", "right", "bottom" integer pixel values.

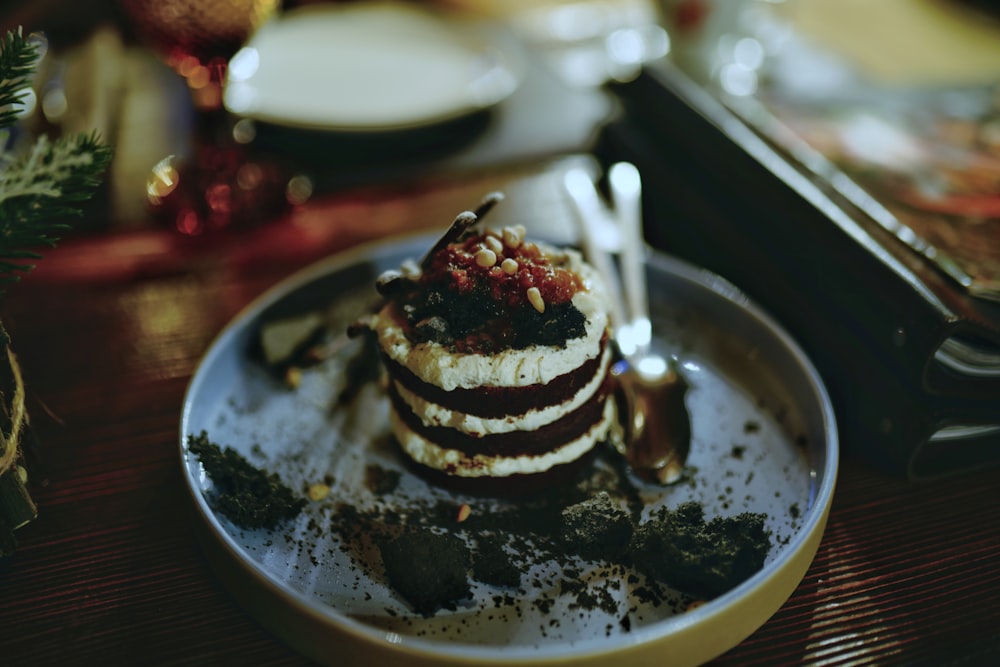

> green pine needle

[
  {"left": 0, "top": 27, "right": 112, "bottom": 288},
  {"left": 0, "top": 29, "right": 38, "bottom": 129}
]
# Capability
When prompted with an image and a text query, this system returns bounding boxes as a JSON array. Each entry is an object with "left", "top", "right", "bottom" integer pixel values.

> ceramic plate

[
  {"left": 223, "top": 2, "right": 523, "bottom": 132},
  {"left": 181, "top": 234, "right": 838, "bottom": 666}
]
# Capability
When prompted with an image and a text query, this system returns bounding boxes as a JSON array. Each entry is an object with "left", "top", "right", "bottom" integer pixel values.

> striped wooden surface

[{"left": 2, "top": 169, "right": 999, "bottom": 666}]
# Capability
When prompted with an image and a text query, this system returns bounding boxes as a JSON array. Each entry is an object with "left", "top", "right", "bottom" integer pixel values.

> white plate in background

[{"left": 224, "top": 2, "right": 523, "bottom": 132}]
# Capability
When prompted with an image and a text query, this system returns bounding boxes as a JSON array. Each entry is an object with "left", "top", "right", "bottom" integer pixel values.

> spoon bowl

[{"left": 613, "top": 352, "right": 691, "bottom": 484}]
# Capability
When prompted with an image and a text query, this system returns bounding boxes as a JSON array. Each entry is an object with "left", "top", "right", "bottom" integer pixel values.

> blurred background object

[
  {"left": 116, "top": 0, "right": 288, "bottom": 235},
  {"left": 3, "top": 0, "right": 658, "bottom": 232},
  {"left": 118, "top": 0, "right": 280, "bottom": 111},
  {"left": 767, "top": 0, "right": 1000, "bottom": 87}
]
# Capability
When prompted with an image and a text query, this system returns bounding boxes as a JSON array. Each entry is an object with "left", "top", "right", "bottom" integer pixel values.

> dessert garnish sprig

[
  {"left": 371, "top": 191, "right": 506, "bottom": 301},
  {"left": 418, "top": 191, "right": 505, "bottom": 272}
]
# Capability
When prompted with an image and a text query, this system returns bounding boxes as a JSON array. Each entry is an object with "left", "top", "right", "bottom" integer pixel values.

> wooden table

[{"left": 2, "top": 159, "right": 999, "bottom": 666}]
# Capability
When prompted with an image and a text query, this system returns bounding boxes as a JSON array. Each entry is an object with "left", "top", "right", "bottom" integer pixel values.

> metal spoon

[
  {"left": 565, "top": 163, "right": 690, "bottom": 485},
  {"left": 607, "top": 162, "right": 690, "bottom": 485}
]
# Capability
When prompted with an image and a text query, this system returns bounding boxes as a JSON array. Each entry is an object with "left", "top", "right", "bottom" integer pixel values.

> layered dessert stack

[{"left": 360, "top": 194, "right": 618, "bottom": 493}]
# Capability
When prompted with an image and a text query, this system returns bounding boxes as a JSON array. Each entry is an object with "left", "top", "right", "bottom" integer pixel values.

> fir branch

[
  {"left": 0, "top": 132, "right": 112, "bottom": 283},
  {"left": 0, "top": 26, "right": 112, "bottom": 289},
  {"left": 0, "top": 29, "right": 39, "bottom": 129}
]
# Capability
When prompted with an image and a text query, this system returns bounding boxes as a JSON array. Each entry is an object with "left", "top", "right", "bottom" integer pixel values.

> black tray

[{"left": 594, "top": 62, "right": 1000, "bottom": 480}]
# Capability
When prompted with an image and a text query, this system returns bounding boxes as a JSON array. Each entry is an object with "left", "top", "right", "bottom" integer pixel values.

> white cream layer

[
  {"left": 390, "top": 396, "right": 617, "bottom": 478},
  {"left": 393, "top": 345, "right": 612, "bottom": 436},
  {"left": 373, "top": 257, "right": 609, "bottom": 391}
]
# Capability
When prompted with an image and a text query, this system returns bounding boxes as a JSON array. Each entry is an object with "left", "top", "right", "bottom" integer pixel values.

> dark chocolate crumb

[
  {"left": 378, "top": 528, "right": 471, "bottom": 615},
  {"left": 413, "top": 315, "right": 451, "bottom": 344},
  {"left": 320, "top": 447, "right": 772, "bottom": 623},
  {"left": 628, "top": 502, "right": 770, "bottom": 599},
  {"left": 365, "top": 464, "right": 401, "bottom": 496},
  {"left": 560, "top": 491, "right": 634, "bottom": 561},
  {"left": 187, "top": 431, "right": 305, "bottom": 530},
  {"left": 471, "top": 536, "right": 522, "bottom": 588}
]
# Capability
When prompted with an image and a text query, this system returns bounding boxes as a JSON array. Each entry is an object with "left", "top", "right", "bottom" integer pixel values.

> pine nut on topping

[
  {"left": 501, "top": 257, "right": 519, "bottom": 274},
  {"left": 475, "top": 248, "right": 497, "bottom": 267},
  {"left": 526, "top": 286, "right": 545, "bottom": 313},
  {"left": 502, "top": 225, "right": 524, "bottom": 249},
  {"left": 485, "top": 235, "right": 504, "bottom": 255}
]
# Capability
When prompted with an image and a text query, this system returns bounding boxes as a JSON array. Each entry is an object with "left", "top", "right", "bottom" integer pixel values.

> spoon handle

[
  {"left": 609, "top": 162, "right": 651, "bottom": 357},
  {"left": 563, "top": 167, "right": 628, "bottom": 332}
]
